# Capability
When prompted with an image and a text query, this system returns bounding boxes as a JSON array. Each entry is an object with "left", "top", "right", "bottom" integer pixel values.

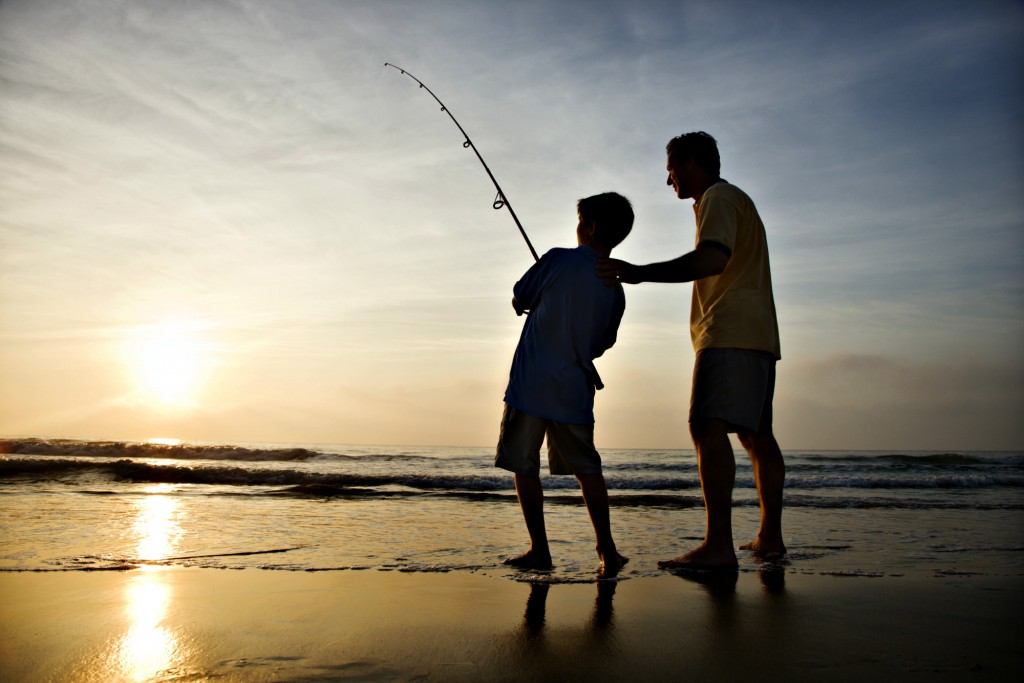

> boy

[{"left": 496, "top": 191, "right": 633, "bottom": 574}]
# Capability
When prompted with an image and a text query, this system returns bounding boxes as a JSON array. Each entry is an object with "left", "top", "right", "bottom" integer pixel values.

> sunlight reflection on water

[
  {"left": 115, "top": 486, "right": 187, "bottom": 681},
  {"left": 119, "top": 575, "right": 177, "bottom": 681}
]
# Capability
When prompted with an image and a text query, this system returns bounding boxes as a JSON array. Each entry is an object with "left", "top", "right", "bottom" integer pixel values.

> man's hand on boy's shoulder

[
  {"left": 512, "top": 297, "right": 528, "bottom": 316},
  {"left": 596, "top": 257, "right": 641, "bottom": 285}
]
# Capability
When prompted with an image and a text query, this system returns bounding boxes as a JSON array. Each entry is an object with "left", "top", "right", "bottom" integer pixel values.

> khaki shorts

[
  {"left": 494, "top": 404, "right": 602, "bottom": 476},
  {"left": 689, "top": 348, "right": 776, "bottom": 435}
]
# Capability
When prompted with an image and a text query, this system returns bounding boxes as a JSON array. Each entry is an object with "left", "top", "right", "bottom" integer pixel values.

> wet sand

[{"left": 1, "top": 568, "right": 1021, "bottom": 682}]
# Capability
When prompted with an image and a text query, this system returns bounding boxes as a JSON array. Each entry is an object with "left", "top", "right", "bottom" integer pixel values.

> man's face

[{"left": 666, "top": 153, "right": 694, "bottom": 200}]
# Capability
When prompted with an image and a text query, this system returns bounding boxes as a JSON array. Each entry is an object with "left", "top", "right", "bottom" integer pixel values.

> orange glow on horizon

[{"left": 147, "top": 437, "right": 183, "bottom": 446}]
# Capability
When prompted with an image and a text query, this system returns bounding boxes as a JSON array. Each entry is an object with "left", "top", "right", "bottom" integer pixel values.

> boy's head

[{"left": 576, "top": 192, "right": 633, "bottom": 252}]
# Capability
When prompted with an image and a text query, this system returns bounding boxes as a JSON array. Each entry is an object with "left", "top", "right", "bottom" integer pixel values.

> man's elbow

[
  {"left": 708, "top": 254, "right": 728, "bottom": 276},
  {"left": 695, "top": 243, "right": 730, "bottom": 277}
]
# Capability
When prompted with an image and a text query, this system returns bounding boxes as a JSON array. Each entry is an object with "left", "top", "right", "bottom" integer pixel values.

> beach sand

[{"left": 1, "top": 568, "right": 1020, "bottom": 682}]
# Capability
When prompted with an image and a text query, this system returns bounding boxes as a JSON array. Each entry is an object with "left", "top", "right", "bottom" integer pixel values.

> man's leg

[
  {"left": 659, "top": 418, "right": 738, "bottom": 570},
  {"left": 737, "top": 431, "right": 786, "bottom": 556},
  {"left": 577, "top": 473, "right": 627, "bottom": 573},
  {"left": 504, "top": 473, "right": 553, "bottom": 569}
]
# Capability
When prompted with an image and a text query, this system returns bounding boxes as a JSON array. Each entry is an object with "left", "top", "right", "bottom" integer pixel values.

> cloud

[
  {"left": 1, "top": 0, "right": 1022, "bottom": 448},
  {"left": 776, "top": 353, "right": 1024, "bottom": 450}
]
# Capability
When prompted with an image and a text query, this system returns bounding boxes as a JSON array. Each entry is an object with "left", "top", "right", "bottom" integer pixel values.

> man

[{"left": 597, "top": 132, "right": 785, "bottom": 570}]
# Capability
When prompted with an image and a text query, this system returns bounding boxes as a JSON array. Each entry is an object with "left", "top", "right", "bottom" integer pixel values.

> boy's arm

[
  {"left": 511, "top": 250, "right": 556, "bottom": 314},
  {"left": 594, "top": 287, "right": 625, "bottom": 358},
  {"left": 579, "top": 286, "right": 624, "bottom": 392}
]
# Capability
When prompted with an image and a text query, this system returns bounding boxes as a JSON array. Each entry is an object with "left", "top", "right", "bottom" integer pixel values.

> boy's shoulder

[
  {"left": 537, "top": 247, "right": 599, "bottom": 281},
  {"left": 541, "top": 246, "right": 582, "bottom": 259},
  {"left": 541, "top": 245, "right": 596, "bottom": 265}
]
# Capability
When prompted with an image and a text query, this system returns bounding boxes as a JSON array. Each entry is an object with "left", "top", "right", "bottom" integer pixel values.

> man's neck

[{"left": 693, "top": 177, "right": 724, "bottom": 202}]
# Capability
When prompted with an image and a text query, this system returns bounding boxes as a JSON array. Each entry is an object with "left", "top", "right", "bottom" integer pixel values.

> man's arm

[{"left": 596, "top": 242, "right": 729, "bottom": 284}]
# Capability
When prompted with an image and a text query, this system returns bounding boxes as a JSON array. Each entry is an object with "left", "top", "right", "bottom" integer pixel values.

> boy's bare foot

[
  {"left": 657, "top": 543, "right": 738, "bottom": 571},
  {"left": 503, "top": 550, "right": 553, "bottom": 570},
  {"left": 598, "top": 552, "right": 629, "bottom": 578},
  {"left": 738, "top": 536, "right": 787, "bottom": 559}
]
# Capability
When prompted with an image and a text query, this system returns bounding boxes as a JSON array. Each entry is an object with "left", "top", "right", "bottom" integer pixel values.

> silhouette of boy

[{"left": 496, "top": 192, "right": 633, "bottom": 574}]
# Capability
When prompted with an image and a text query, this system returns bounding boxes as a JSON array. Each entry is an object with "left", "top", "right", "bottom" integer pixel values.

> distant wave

[
  {"left": 790, "top": 452, "right": 1024, "bottom": 466},
  {"left": 0, "top": 438, "right": 324, "bottom": 462},
  {"left": 0, "top": 438, "right": 459, "bottom": 464},
  {"left": 0, "top": 458, "right": 510, "bottom": 491},
  {"left": 787, "top": 474, "right": 1024, "bottom": 488},
  {"left": 4, "top": 439, "right": 1021, "bottom": 467},
  {"left": 3, "top": 457, "right": 1022, "bottom": 494}
]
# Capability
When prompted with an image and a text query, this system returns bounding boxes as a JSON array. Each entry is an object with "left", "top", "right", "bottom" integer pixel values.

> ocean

[{"left": 2, "top": 439, "right": 1022, "bottom": 582}]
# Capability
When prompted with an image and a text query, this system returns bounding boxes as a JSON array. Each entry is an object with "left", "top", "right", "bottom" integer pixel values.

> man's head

[
  {"left": 666, "top": 132, "right": 720, "bottom": 200},
  {"left": 576, "top": 192, "right": 634, "bottom": 253}
]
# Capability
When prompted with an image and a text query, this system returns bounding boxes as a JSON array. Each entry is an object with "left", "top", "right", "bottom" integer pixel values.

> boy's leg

[
  {"left": 576, "top": 472, "right": 627, "bottom": 572},
  {"left": 547, "top": 420, "right": 627, "bottom": 573},
  {"left": 506, "top": 473, "right": 553, "bottom": 569},
  {"left": 496, "top": 405, "right": 553, "bottom": 570}
]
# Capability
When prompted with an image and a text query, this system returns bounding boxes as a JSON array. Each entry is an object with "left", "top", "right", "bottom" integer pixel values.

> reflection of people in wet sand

[
  {"left": 518, "top": 581, "right": 618, "bottom": 639},
  {"left": 598, "top": 133, "right": 786, "bottom": 570},
  {"left": 496, "top": 193, "right": 633, "bottom": 574}
]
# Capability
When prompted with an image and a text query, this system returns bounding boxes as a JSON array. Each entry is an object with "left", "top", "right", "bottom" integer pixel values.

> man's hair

[
  {"left": 666, "top": 131, "right": 721, "bottom": 178},
  {"left": 577, "top": 192, "right": 634, "bottom": 249}
]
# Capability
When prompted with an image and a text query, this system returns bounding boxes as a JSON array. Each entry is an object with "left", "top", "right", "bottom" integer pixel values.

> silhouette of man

[{"left": 597, "top": 132, "right": 785, "bottom": 570}]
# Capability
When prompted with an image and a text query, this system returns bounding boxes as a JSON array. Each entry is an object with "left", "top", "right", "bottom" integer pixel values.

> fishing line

[{"left": 384, "top": 63, "right": 539, "bottom": 262}]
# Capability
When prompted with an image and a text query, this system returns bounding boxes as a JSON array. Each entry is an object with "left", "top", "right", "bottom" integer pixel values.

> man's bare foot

[
  {"left": 503, "top": 550, "right": 553, "bottom": 570},
  {"left": 738, "top": 536, "right": 787, "bottom": 558},
  {"left": 658, "top": 543, "right": 738, "bottom": 571}
]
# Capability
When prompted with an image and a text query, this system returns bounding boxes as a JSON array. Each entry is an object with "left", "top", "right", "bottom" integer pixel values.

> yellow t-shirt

[{"left": 690, "top": 182, "right": 781, "bottom": 359}]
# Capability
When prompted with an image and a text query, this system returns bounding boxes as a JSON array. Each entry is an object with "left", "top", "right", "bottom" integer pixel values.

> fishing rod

[{"left": 384, "top": 62, "right": 539, "bottom": 262}]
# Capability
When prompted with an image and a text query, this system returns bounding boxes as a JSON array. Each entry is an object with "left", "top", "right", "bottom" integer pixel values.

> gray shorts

[
  {"left": 494, "top": 404, "right": 602, "bottom": 476},
  {"left": 690, "top": 348, "right": 776, "bottom": 435}
]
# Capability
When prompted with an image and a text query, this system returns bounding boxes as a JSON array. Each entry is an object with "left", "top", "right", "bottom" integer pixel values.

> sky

[{"left": 1, "top": 0, "right": 1022, "bottom": 451}]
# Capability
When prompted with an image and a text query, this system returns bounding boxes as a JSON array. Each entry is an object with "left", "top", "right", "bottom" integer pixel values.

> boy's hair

[
  {"left": 666, "top": 131, "right": 721, "bottom": 178},
  {"left": 577, "top": 192, "right": 633, "bottom": 249}
]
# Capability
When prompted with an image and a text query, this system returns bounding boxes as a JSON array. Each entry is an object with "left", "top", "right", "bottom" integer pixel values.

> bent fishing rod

[{"left": 384, "top": 62, "right": 539, "bottom": 262}]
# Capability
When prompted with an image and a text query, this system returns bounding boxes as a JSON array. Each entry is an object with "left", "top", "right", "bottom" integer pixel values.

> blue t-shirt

[{"left": 503, "top": 245, "right": 625, "bottom": 424}]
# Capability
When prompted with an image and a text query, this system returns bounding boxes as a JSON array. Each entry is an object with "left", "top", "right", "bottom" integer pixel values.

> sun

[{"left": 126, "top": 321, "right": 210, "bottom": 409}]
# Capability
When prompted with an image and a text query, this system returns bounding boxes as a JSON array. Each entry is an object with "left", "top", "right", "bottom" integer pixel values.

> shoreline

[{"left": 2, "top": 567, "right": 1021, "bottom": 681}]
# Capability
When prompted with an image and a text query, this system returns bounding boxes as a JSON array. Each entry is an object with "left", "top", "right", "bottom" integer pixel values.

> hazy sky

[{"left": 2, "top": 0, "right": 1022, "bottom": 450}]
